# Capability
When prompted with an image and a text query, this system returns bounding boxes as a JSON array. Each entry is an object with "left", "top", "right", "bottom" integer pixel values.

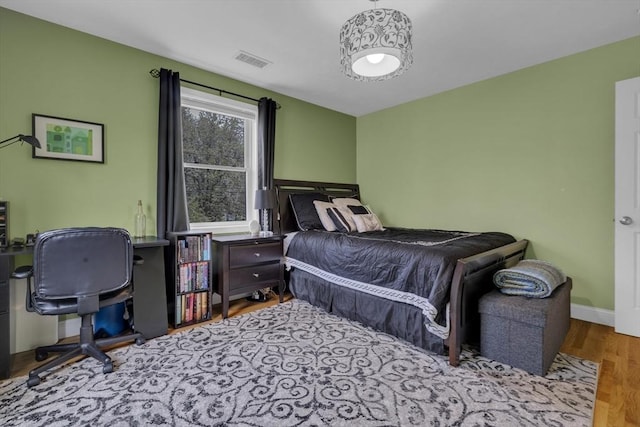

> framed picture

[{"left": 32, "top": 114, "right": 104, "bottom": 163}]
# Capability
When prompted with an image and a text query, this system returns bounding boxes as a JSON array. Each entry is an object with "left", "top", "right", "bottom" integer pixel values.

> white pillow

[
  {"left": 352, "top": 213, "right": 384, "bottom": 232},
  {"left": 332, "top": 198, "right": 364, "bottom": 231},
  {"left": 332, "top": 197, "right": 362, "bottom": 207},
  {"left": 336, "top": 205, "right": 357, "bottom": 231},
  {"left": 332, "top": 198, "right": 385, "bottom": 232},
  {"left": 313, "top": 200, "right": 338, "bottom": 231}
]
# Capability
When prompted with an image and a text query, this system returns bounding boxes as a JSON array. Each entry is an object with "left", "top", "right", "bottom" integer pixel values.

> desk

[{"left": 0, "top": 236, "right": 169, "bottom": 380}]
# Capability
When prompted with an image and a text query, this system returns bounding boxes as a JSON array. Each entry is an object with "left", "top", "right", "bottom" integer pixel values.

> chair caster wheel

[
  {"left": 103, "top": 361, "right": 113, "bottom": 374},
  {"left": 27, "top": 376, "right": 41, "bottom": 387},
  {"left": 135, "top": 337, "right": 145, "bottom": 346},
  {"left": 35, "top": 351, "right": 48, "bottom": 362}
]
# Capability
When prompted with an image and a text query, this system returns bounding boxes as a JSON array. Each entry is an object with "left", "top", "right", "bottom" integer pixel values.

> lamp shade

[
  {"left": 0, "top": 134, "right": 41, "bottom": 149},
  {"left": 340, "top": 7, "right": 413, "bottom": 81},
  {"left": 254, "top": 188, "right": 275, "bottom": 210}
]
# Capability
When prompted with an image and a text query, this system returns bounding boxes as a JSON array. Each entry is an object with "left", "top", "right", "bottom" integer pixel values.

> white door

[{"left": 615, "top": 76, "right": 640, "bottom": 337}]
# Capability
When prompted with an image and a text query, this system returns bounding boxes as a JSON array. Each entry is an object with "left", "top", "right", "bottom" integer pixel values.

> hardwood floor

[
  {"left": 560, "top": 319, "right": 640, "bottom": 427},
  {"left": 8, "top": 296, "right": 640, "bottom": 426}
]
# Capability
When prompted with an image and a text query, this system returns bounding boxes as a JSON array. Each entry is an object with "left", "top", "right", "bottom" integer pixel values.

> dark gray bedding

[
  {"left": 285, "top": 227, "right": 516, "bottom": 343},
  {"left": 289, "top": 268, "right": 448, "bottom": 352}
]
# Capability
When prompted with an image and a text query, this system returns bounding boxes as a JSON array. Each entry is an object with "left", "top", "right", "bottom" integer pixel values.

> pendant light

[{"left": 339, "top": 0, "right": 413, "bottom": 81}]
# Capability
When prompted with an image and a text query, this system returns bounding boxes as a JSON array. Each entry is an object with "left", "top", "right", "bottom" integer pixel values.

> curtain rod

[{"left": 149, "top": 69, "right": 280, "bottom": 108}]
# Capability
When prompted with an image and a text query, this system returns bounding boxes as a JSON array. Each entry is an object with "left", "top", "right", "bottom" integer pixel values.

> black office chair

[{"left": 12, "top": 227, "right": 145, "bottom": 387}]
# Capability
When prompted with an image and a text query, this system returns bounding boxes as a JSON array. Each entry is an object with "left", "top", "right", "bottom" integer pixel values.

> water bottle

[{"left": 134, "top": 200, "right": 146, "bottom": 238}]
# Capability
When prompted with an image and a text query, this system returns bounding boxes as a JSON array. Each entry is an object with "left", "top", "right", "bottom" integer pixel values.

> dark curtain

[
  {"left": 258, "top": 97, "right": 277, "bottom": 231},
  {"left": 156, "top": 68, "right": 189, "bottom": 238}
]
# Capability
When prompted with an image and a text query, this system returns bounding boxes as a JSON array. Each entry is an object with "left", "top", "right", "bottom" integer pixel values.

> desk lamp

[
  {"left": 0, "top": 134, "right": 41, "bottom": 150},
  {"left": 254, "top": 188, "right": 275, "bottom": 237}
]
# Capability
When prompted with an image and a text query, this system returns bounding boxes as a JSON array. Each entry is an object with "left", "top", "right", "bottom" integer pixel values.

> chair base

[{"left": 27, "top": 313, "right": 145, "bottom": 387}]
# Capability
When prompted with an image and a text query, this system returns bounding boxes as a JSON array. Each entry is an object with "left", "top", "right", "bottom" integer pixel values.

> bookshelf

[
  {"left": 0, "top": 202, "right": 7, "bottom": 248},
  {"left": 166, "top": 231, "right": 212, "bottom": 327}
]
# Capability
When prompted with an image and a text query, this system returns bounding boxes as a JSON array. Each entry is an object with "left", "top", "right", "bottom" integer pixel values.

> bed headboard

[{"left": 273, "top": 179, "right": 360, "bottom": 234}]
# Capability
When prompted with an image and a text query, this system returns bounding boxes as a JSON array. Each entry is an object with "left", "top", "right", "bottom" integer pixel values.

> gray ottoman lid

[{"left": 478, "top": 280, "right": 572, "bottom": 327}]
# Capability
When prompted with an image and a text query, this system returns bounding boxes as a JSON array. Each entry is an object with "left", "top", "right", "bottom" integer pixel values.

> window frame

[{"left": 181, "top": 87, "right": 259, "bottom": 234}]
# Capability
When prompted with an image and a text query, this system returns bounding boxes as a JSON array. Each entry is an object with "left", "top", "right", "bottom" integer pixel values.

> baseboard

[
  {"left": 59, "top": 292, "right": 256, "bottom": 339},
  {"left": 571, "top": 303, "right": 615, "bottom": 327},
  {"left": 58, "top": 302, "right": 615, "bottom": 339},
  {"left": 59, "top": 317, "right": 81, "bottom": 339}
]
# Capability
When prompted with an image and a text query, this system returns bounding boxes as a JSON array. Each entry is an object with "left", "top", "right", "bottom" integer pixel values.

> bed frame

[{"left": 273, "top": 179, "right": 528, "bottom": 366}]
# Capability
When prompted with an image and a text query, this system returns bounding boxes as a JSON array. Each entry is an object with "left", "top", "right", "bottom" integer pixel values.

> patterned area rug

[{"left": 0, "top": 300, "right": 598, "bottom": 426}]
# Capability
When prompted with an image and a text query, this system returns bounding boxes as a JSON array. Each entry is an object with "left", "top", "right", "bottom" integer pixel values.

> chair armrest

[
  {"left": 11, "top": 265, "right": 35, "bottom": 313},
  {"left": 11, "top": 265, "right": 33, "bottom": 279}
]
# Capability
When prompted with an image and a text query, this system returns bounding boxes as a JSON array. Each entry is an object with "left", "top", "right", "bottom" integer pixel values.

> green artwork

[{"left": 45, "top": 124, "right": 93, "bottom": 155}]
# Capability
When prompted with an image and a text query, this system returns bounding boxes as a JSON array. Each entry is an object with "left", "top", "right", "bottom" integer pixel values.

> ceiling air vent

[{"left": 234, "top": 51, "right": 272, "bottom": 69}]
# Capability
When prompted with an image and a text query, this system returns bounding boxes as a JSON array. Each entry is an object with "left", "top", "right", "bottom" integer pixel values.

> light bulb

[{"left": 366, "top": 53, "right": 385, "bottom": 64}]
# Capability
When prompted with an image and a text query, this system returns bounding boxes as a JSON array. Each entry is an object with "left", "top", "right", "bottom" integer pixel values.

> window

[{"left": 181, "top": 87, "right": 258, "bottom": 233}]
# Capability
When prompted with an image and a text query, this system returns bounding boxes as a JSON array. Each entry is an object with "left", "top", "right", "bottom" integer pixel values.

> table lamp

[
  {"left": 0, "top": 134, "right": 41, "bottom": 150},
  {"left": 254, "top": 188, "right": 275, "bottom": 237}
]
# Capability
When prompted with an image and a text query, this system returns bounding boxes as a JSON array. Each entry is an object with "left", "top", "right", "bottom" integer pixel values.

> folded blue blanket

[{"left": 493, "top": 259, "right": 566, "bottom": 298}]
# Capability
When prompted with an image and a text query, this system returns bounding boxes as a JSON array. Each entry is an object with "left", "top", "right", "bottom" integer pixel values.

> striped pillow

[
  {"left": 313, "top": 200, "right": 338, "bottom": 232},
  {"left": 327, "top": 207, "right": 353, "bottom": 232}
]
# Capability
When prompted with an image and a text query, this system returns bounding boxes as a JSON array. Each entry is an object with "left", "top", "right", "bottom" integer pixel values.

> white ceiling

[{"left": 1, "top": 0, "right": 639, "bottom": 116}]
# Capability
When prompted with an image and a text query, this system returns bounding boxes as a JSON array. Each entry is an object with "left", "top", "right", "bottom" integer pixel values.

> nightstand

[{"left": 211, "top": 234, "right": 284, "bottom": 319}]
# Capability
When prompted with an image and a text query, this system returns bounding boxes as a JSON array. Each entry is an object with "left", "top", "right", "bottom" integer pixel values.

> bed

[{"left": 273, "top": 179, "right": 528, "bottom": 366}]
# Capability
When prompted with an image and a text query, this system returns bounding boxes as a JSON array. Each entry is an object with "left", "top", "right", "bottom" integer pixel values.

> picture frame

[{"left": 32, "top": 114, "right": 104, "bottom": 163}]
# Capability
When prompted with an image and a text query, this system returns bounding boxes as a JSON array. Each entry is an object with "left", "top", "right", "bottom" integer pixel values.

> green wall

[
  {"left": 0, "top": 8, "right": 356, "bottom": 239},
  {"left": 3, "top": 7, "right": 638, "bottom": 314},
  {"left": 357, "top": 36, "right": 640, "bottom": 311}
]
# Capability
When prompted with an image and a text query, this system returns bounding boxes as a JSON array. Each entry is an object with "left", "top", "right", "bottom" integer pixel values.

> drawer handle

[
  {"left": 252, "top": 273, "right": 260, "bottom": 278},
  {"left": 254, "top": 253, "right": 261, "bottom": 257}
]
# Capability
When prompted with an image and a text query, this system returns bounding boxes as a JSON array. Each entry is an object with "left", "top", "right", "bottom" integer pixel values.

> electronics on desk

[
  {"left": 0, "top": 231, "right": 39, "bottom": 249},
  {"left": 26, "top": 233, "right": 37, "bottom": 246},
  {"left": 11, "top": 237, "right": 25, "bottom": 248}
]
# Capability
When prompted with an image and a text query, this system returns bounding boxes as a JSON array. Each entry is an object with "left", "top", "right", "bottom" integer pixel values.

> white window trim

[{"left": 181, "top": 87, "right": 259, "bottom": 234}]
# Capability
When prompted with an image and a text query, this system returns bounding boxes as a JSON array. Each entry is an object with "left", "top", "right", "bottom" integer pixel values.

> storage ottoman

[{"left": 478, "top": 277, "right": 572, "bottom": 376}]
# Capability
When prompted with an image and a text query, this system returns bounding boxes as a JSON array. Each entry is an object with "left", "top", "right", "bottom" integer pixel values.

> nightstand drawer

[
  {"left": 212, "top": 234, "right": 285, "bottom": 319},
  {"left": 229, "top": 242, "right": 281, "bottom": 267},
  {"left": 229, "top": 263, "right": 281, "bottom": 289}
]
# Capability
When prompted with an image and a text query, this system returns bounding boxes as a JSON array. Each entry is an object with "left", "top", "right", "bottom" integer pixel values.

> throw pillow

[
  {"left": 313, "top": 200, "right": 338, "bottom": 232},
  {"left": 289, "top": 192, "right": 331, "bottom": 231},
  {"left": 352, "top": 213, "right": 384, "bottom": 232}
]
